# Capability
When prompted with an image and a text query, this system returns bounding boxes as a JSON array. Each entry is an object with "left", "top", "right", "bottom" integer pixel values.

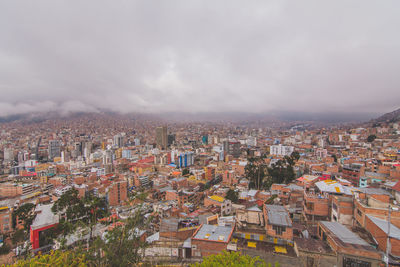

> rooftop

[
  {"left": 315, "top": 180, "right": 353, "bottom": 195},
  {"left": 358, "top": 187, "right": 392, "bottom": 197},
  {"left": 208, "top": 195, "right": 225, "bottom": 203},
  {"left": 31, "top": 204, "right": 59, "bottom": 230},
  {"left": 320, "top": 221, "right": 368, "bottom": 246},
  {"left": 366, "top": 215, "right": 400, "bottom": 239},
  {"left": 265, "top": 205, "right": 292, "bottom": 227},
  {"left": 192, "top": 224, "right": 233, "bottom": 243}
]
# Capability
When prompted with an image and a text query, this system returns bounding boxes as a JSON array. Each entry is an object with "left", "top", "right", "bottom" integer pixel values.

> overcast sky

[{"left": 0, "top": 1, "right": 399, "bottom": 116}]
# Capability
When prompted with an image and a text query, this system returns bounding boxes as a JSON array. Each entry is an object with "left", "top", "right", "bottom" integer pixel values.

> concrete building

[
  {"left": 156, "top": 126, "right": 168, "bottom": 150},
  {"left": 3, "top": 147, "right": 14, "bottom": 164},
  {"left": 224, "top": 141, "right": 241, "bottom": 158},
  {"left": 30, "top": 204, "right": 59, "bottom": 251},
  {"left": 331, "top": 195, "right": 353, "bottom": 225},
  {"left": 48, "top": 140, "right": 61, "bottom": 160},
  {"left": 204, "top": 195, "right": 232, "bottom": 216},
  {"left": 270, "top": 144, "right": 294, "bottom": 156},
  {"left": 113, "top": 134, "right": 125, "bottom": 148}
]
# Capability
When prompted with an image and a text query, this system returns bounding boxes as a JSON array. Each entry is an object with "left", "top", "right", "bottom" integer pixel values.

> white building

[
  {"left": 246, "top": 136, "right": 257, "bottom": 147},
  {"left": 270, "top": 144, "right": 294, "bottom": 156}
]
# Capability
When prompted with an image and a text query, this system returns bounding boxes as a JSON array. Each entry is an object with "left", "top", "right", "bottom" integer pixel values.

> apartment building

[{"left": 263, "top": 205, "right": 293, "bottom": 244}]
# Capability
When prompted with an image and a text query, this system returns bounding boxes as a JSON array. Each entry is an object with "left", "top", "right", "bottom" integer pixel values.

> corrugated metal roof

[
  {"left": 265, "top": 205, "right": 292, "bottom": 227},
  {"left": 285, "top": 184, "right": 303, "bottom": 191},
  {"left": 358, "top": 188, "right": 392, "bottom": 197},
  {"left": 160, "top": 218, "right": 179, "bottom": 232},
  {"left": 248, "top": 190, "right": 258, "bottom": 197},
  {"left": 367, "top": 215, "right": 400, "bottom": 239},
  {"left": 146, "top": 232, "right": 160, "bottom": 243},
  {"left": 315, "top": 180, "right": 353, "bottom": 195},
  {"left": 209, "top": 195, "right": 225, "bottom": 203},
  {"left": 247, "top": 205, "right": 262, "bottom": 212},
  {"left": 320, "top": 221, "right": 368, "bottom": 245},
  {"left": 193, "top": 224, "right": 233, "bottom": 242}
]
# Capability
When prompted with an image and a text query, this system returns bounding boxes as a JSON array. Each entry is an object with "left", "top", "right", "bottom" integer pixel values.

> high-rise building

[
  {"left": 84, "top": 141, "right": 92, "bottom": 160},
  {"left": 113, "top": 134, "right": 125, "bottom": 148},
  {"left": 48, "top": 140, "right": 61, "bottom": 160},
  {"left": 177, "top": 151, "right": 194, "bottom": 168},
  {"left": 107, "top": 180, "right": 127, "bottom": 206},
  {"left": 3, "top": 148, "right": 14, "bottom": 164},
  {"left": 156, "top": 126, "right": 168, "bottom": 150},
  {"left": 223, "top": 141, "right": 241, "bottom": 158},
  {"left": 134, "top": 138, "right": 140, "bottom": 146},
  {"left": 246, "top": 136, "right": 257, "bottom": 147},
  {"left": 168, "top": 134, "right": 176, "bottom": 147}
]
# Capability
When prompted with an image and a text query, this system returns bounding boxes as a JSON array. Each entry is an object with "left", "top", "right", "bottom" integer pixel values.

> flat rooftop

[{"left": 192, "top": 224, "right": 233, "bottom": 243}]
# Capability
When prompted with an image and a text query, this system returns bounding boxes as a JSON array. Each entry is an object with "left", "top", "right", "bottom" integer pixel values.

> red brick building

[
  {"left": 0, "top": 206, "right": 12, "bottom": 234},
  {"left": 107, "top": 180, "right": 127, "bottom": 206},
  {"left": 303, "top": 191, "right": 330, "bottom": 223},
  {"left": 365, "top": 215, "right": 400, "bottom": 258},
  {"left": 318, "top": 221, "right": 382, "bottom": 267},
  {"left": 263, "top": 204, "right": 293, "bottom": 244},
  {"left": 191, "top": 224, "right": 234, "bottom": 257},
  {"left": 331, "top": 195, "right": 353, "bottom": 225}
]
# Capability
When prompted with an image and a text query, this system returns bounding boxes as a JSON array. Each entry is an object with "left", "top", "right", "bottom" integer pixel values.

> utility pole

[
  {"left": 258, "top": 162, "right": 261, "bottom": 190},
  {"left": 386, "top": 206, "right": 391, "bottom": 267}
]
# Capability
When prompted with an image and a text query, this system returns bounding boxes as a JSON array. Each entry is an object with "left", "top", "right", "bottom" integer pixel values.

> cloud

[
  {"left": 0, "top": 0, "right": 399, "bottom": 116},
  {"left": 0, "top": 101, "right": 98, "bottom": 117}
]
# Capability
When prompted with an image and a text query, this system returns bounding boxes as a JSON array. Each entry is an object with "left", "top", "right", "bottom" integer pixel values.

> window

[
  {"left": 357, "top": 209, "right": 362, "bottom": 217},
  {"left": 272, "top": 225, "right": 286, "bottom": 235},
  {"left": 343, "top": 257, "right": 371, "bottom": 267},
  {"left": 306, "top": 202, "right": 314, "bottom": 211}
]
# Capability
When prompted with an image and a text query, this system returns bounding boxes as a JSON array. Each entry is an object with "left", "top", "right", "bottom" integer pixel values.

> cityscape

[
  {"left": 1, "top": 1, "right": 400, "bottom": 267},
  {"left": 0, "top": 110, "right": 400, "bottom": 266}
]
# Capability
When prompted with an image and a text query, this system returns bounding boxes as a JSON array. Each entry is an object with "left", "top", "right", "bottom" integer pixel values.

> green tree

[
  {"left": 225, "top": 189, "right": 239, "bottom": 203},
  {"left": 182, "top": 168, "right": 190, "bottom": 176},
  {"left": 12, "top": 228, "right": 26, "bottom": 245},
  {"left": 10, "top": 250, "right": 87, "bottom": 267},
  {"left": 192, "top": 250, "right": 278, "bottom": 267},
  {"left": 245, "top": 156, "right": 268, "bottom": 190},
  {"left": 0, "top": 243, "right": 11, "bottom": 255},
  {"left": 83, "top": 194, "right": 108, "bottom": 240},
  {"left": 367, "top": 134, "right": 377, "bottom": 142},
  {"left": 264, "top": 151, "right": 300, "bottom": 188},
  {"left": 52, "top": 188, "right": 108, "bottom": 238},
  {"left": 85, "top": 211, "right": 149, "bottom": 266},
  {"left": 13, "top": 203, "right": 36, "bottom": 231},
  {"left": 52, "top": 188, "right": 86, "bottom": 237}
]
